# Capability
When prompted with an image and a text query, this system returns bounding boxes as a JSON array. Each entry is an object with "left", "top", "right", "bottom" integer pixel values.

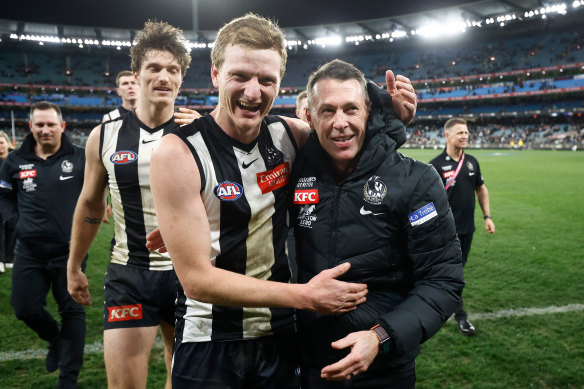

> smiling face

[
  {"left": 445, "top": 123, "right": 469, "bottom": 150},
  {"left": 135, "top": 50, "right": 182, "bottom": 109},
  {"left": 211, "top": 44, "right": 281, "bottom": 141},
  {"left": 29, "top": 108, "right": 65, "bottom": 152},
  {"left": 308, "top": 78, "right": 370, "bottom": 177}
]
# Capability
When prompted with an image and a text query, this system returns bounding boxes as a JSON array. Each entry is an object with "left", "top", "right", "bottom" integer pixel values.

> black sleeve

[
  {"left": 0, "top": 156, "right": 19, "bottom": 228},
  {"left": 378, "top": 164, "right": 464, "bottom": 356}
]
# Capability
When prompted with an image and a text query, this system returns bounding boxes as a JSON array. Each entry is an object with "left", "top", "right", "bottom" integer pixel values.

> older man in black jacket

[{"left": 290, "top": 60, "right": 464, "bottom": 388}]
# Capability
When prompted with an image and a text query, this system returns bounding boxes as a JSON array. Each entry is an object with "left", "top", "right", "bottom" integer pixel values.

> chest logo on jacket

[
  {"left": 19, "top": 169, "right": 37, "bottom": 179},
  {"left": 363, "top": 175, "right": 387, "bottom": 205},
  {"left": 297, "top": 204, "right": 317, "bottom": 228},
  {"left": 61, "top": 160, "right": 74, "bottom": 173},
  {"left": 293, "top": 189, "right": 319, "bottom": 204},
  {"left": 110, "top": 150, "right": 138, "bottom": 165},
  {"left": 22, "top": 178, "right": 37, "bottom": 192}
]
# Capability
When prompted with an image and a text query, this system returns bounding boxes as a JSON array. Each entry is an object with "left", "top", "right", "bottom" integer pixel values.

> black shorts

[
  {"left": 103, "top": 262, "right": 177, "bottom": 329},
  {"left": 172, "top": 333, "right": 301, "bottom": 389}
]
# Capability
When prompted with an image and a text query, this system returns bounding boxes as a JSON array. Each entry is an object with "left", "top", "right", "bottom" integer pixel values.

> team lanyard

[{"left": 445, "top": 152, "right": 465, "bottom": 191}]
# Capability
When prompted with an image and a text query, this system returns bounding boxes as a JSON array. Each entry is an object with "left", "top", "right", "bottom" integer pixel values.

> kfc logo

[
  {"left": 107, "top": 304, "right": 143, "bottom": 322},
  {"left": 293, "top": 189, "right": 319, "bottom": 204},
  {"left": 19, "top": 170, "right": 37, "bottom": 179}
]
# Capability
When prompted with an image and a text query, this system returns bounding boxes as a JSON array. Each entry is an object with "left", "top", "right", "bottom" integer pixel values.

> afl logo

[
  {"left": 214, "top": 181, "right": 243, "bottom": 201},
  {"left": 110, "top": 150, "right": 138, "bottom": 165}
]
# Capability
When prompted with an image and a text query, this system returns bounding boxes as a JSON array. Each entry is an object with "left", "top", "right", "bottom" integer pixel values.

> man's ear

[
  {"left": 211, "top": 63, "right": 219, "bottom": 88},
  {"left": 307, "top": 110, "right": 314, "bottom": 129}
]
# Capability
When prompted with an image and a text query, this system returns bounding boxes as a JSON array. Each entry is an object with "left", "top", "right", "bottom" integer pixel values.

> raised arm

[
  {"left": 67, "top": 125, "right": 109, "bottom": 306},
  {"left": 385, "top": 70, "right": 417, "bottom": 125},
  {"left": 150, "top": 134, "right": 366, "bottom": 313}
]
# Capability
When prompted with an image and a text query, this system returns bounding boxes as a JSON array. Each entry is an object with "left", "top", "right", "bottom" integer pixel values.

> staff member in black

[
  {"left": 0, "top": 101, "right": 87, "bottom": 389},
  {"left": 430, "top": 117, "right": 495, "bottom": 336},
  {"left": 0, "top": 130, "right": 15, "bottom": 273}
]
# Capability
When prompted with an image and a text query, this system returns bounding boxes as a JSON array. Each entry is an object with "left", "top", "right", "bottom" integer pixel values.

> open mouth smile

[{"left": 237, "top": 101, "right": 261, "bottom": 112}]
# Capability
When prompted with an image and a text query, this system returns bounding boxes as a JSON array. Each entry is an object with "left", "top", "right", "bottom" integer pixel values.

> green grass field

[{"left": 0, "top": 149, "right": 582, "bottom": 388}]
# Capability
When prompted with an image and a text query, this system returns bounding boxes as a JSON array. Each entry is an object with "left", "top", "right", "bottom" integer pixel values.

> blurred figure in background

[{"left": 0, "top": 130, "right": 15, "bottom": 273}]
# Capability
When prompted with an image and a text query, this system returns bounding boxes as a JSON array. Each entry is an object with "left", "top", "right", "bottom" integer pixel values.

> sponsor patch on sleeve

[{"left": 408, "top": 202, "right": 438, "bottom": 226}]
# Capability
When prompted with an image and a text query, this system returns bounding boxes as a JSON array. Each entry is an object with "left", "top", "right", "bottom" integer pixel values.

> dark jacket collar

[{"left": 16, "top": 132, "right": 76, "bottom": 160}]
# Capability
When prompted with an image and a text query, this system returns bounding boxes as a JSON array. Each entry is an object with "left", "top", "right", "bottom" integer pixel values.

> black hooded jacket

[
  {"left": 290, "top": 81, "right": 464, "bottom": 372},
  {"left": 0, "top": 133, "right": 85, "bottom": 258}
]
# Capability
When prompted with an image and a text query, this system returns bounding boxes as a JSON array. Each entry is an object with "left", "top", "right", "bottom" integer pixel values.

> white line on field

[
  {"left": 1, "top": 303, "right": 582, "bottom": 362},
  {"left": 469, "top": 303, "right": 584, "bottom": 320}
]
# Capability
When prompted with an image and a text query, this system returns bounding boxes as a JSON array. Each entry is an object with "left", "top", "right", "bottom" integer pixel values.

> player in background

[
  {"left": 67, "top": 21, "right": 193, "bottom": 389},
  {"left": 102, "top": 70, "right": 139, "bottom": 122}
]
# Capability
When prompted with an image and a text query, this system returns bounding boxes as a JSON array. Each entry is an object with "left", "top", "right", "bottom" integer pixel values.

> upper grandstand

[{"left": 0, "top": 0, "right": 583, "bottom": 148}]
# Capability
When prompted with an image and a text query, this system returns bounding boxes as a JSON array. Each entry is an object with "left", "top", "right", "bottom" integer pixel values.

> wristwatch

[
  {"left": 370, "top": 324, "right": 392, "bottom": 354},
  {"left": 484, "top": 215, "right": 492, "bottom": 220}
]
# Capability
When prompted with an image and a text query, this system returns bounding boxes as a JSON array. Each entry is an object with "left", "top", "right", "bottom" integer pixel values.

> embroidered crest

[
  {"left": 61, "top": 160, "right": 73, "bottom": 173},
  {"left": 363, "top": 175, "right": 387, "bottom": 205}
]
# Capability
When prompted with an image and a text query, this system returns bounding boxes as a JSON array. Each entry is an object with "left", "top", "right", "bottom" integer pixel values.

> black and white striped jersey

[
  {"left": 102, "top": 106, "right": 130, "bottom": 123},
  {"left": 173, "top": 114, "right": 298, "bottom": 342},
  {"left": 100, "top": 111, "right": 178, "bottom": 270}
]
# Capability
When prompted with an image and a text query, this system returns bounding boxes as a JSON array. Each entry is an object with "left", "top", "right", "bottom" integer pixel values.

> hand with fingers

[
  {"left": 174, "top": 107, "right": 201, "bottom": 126},
  {"left": 386, "top": 70, "right": 417, "bottom": 125},
  {"left": 102, "top": 204, "right": 112, "bottom": 224},
  {"left": 305, "top": 262, "right": 368, "bottom": 314},
  {"left": 146, "top": 228, "right": 167, "bottom": 253},
  {"left": 67, "top": 269, "right": 92, "bottom": 306},
  {"left": 320, "top": 330, "right": 379, "bottom": 381}
]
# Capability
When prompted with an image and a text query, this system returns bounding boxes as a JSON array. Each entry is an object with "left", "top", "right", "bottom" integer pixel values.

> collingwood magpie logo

[
  {"left": 264, "top": 146, "right": 283, "bottom": 167},
  {"left": 467, "top": 161, "right": 474, "bottom": 171},
  {"left": 363, "top": 175, "right": 387, "bottom": 205},
  {"left": 61, "top": 160, "right": 73, "bottom": 173}
]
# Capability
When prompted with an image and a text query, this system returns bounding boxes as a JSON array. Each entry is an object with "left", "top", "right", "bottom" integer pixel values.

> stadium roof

[{"left": 0, "top": 0, "right": 580, "bottom": 49}]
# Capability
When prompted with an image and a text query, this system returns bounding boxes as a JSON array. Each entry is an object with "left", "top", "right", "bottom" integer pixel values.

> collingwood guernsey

[
  {"left": 100, "top": 111, "right": 178, "bottom": 270},
  {"left": 173, "top": 113, "right": 297, "bottom": 342}
]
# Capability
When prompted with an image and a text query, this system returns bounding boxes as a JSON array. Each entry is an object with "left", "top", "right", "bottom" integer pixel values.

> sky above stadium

[{"left": 6, "top": 0, "right": 481, "bottom": 30}]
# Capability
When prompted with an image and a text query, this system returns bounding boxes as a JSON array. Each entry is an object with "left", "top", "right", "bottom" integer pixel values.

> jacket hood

[
  {"left": 16, "top": 132, "right": 75, "bottom": 159},
  {"left": 365, "top": 80, "right": 407, "bottom": 148}
]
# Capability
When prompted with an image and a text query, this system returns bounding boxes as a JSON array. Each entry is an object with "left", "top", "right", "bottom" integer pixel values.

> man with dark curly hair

[{"left": 67, "top": 21, "right": 192, "bottom": 389}]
